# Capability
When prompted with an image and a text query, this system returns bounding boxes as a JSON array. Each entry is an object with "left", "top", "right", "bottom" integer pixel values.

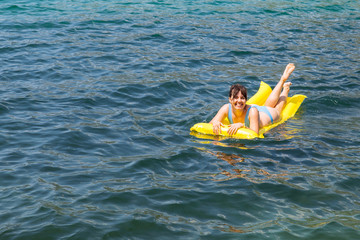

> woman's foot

[{"left": 281, "top": 63, "right": 295, "bottom": 82}]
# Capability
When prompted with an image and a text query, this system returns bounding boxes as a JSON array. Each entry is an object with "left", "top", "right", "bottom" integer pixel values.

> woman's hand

[
  {"left": 227, "top": 123, "right": 243, "bottom": 135},
  {"left": 212, "top": 120, "right": 224, "bottom": 135}
]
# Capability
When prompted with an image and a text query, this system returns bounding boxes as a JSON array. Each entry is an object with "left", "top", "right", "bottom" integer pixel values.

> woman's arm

[
  {"left": 210, "top": 104, "right": 228, "bottom": 135},
  {"left": 248, "top": 107, "right": 260, "bottom": 134}
]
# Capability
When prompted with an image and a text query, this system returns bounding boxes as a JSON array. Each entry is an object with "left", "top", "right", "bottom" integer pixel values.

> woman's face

[{"left": 229, "top": 91, "right": 246, "bottom": 110}]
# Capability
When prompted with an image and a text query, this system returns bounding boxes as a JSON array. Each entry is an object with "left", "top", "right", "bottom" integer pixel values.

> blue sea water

[{"left": 0, "top": 0, "right": 360, "bottom": 239}]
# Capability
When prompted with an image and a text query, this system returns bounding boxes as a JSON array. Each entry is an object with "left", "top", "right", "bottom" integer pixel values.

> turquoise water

[{"left": 1, "top": 0, "right": 360, "bottom": 239}]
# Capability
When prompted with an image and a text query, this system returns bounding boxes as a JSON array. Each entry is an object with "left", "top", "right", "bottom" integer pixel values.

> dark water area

[{"left": 1, "top": 0, "right": 359, "bottom": 239}]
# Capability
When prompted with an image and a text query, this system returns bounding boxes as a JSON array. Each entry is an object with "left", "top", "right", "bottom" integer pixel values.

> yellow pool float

[{"left": 190, "top": 81, "right": 306, "bottom": 139}]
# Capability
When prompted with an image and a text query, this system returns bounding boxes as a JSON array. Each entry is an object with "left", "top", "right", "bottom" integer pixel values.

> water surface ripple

[{"left": 1, "top": 0, "right": 359, "bottom": 239}]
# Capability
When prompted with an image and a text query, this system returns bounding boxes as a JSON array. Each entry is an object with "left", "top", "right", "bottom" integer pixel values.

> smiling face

[
  {"left": 229, "top": 84, "right": 247, "bottom": 110},
  {"left": 229, "top": 91, "right": 247, "bottom": 110}
]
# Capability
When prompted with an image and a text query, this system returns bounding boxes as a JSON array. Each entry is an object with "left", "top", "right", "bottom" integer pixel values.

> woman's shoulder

[
  {"left": 220, "top": 103, "right": 230, "bottom": 111},
  {"left": 248, "top": 105, "right": 259, "bottom": 115}
]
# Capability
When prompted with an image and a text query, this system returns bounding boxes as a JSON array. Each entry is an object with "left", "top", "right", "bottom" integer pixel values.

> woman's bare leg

[
  {"left": 264, "top": 63, "right": 295, "bottom": 108},
  {"left": 275, "top": 82, "right": 292, "bottom": 113}
]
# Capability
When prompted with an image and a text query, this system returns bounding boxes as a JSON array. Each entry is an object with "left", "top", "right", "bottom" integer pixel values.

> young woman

[{"left": 210, "top": 63, "right": 295, "bottom": 135}]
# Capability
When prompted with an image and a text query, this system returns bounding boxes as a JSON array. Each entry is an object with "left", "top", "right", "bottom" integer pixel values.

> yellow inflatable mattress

[{"left": 190, "top": 81, "right": 306, "bottom": 139}]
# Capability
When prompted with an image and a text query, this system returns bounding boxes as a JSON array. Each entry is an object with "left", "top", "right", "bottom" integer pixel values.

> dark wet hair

[{"left": 229, "top": 84, "right": 247, "bottom": 100}]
